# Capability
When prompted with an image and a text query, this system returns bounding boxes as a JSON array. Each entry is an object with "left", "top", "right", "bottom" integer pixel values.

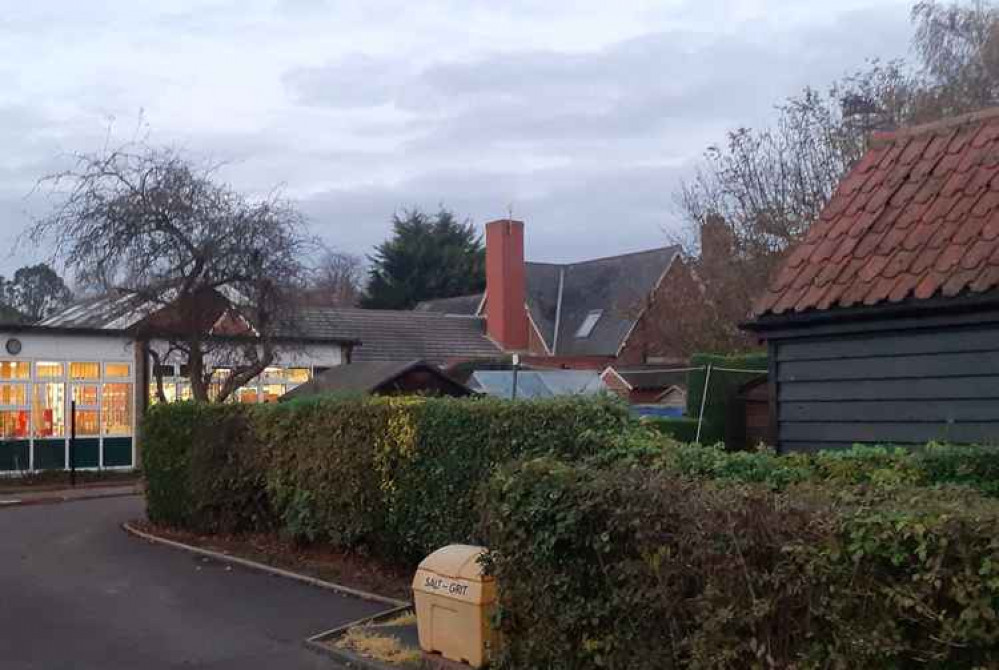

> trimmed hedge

[
  {"left": 482, "top": 458, "right": 999, "bottom": 669},
  {"left": 686, "top": 352, "right": 767, "bottom": 445},
  {"left": 641, "top": 416, "right": 699, "bottom": 443},
  {"left": 143, "top": 394, "right": 630, "bottom": 562}
]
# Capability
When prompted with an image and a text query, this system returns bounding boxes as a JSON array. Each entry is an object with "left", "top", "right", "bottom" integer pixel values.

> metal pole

[
  {"left": 695, "top": 364, "right": 713, "bottom": 444},
  {"left": 70, "top": 399, "right": 76, "bottom": 487},
  {"left": 511, "top": 354, "right": 520, "bottom": 400}
]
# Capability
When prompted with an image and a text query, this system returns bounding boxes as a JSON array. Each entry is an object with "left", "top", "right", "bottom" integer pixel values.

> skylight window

[{"left": 575, "top": 309, "right": 603, "bottom": 338}]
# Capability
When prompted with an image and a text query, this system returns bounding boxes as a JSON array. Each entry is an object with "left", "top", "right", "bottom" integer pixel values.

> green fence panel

[
  {"left": 70, "top": 438, "right": 100, "bottom": 469},
  {"left": 33, "top": 439, "right": 66, "bottom": 470},
  {"left": 0, "top": 440, "right": 29, "bottom": 472},
  {"left": 103, "top": 438, "right": 133, "bottom": 467}
]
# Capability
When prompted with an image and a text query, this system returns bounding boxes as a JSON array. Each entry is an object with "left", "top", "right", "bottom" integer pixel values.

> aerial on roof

[
  {"left": 755, "top": 107, "right": 999, "bottom": 319},
  {"left": 416, "top": 246, "right": 680, "bottom": 356}
]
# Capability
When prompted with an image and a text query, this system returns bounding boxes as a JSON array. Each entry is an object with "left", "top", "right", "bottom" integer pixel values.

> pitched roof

[
  {"left": 292, "top": 307, "right": 501, "bottom": 363},
  {"left": 468, "top": 369, "right": 608, "bottom": 399},
  {"left": 755, "top": 107, "right": 999, "bottom": 318},
  {"left": 414, "top": 294, "right": 483, "bottom": 315},
  {"left": 605, "top": 367, "right": 690, "bottom": 391},
  {"left": 414, "top": 246, "right": 680, "bottom": 356},
  {"left": 280, "top": 359, "right": 473, "bottom": 399}
]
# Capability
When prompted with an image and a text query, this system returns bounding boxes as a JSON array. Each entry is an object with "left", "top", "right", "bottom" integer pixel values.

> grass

[{"left": 336, "top": 626, "right": 423, "bottom": 666}]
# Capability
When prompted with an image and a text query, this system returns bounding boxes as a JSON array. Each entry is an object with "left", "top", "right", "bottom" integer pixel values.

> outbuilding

[
  {"left": 280, "top": 360, "right": 475, "bottom": 400},
  {"left": 746, "top": 108, "right": 999, "bottom": 452}
]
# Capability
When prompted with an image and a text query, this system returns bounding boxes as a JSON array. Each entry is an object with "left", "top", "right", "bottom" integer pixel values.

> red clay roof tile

[{"left": 754, "top": 108, "right": 999, "bottom": 316}]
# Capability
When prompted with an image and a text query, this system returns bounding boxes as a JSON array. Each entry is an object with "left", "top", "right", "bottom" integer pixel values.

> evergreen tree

[{"left": 361, "top": 208, "right": 485, "bottom": 309}]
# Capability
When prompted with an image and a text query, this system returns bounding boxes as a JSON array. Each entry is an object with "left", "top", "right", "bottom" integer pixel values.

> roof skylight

[{"left": 574, "top": 309, "right": 603, "bottom": 338}]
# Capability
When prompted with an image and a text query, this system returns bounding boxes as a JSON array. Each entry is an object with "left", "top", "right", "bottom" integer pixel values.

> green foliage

[
  {"left": 482, "top": 458, "right": 999, "bottom": 669},
  {"left": 0, "top": 263, "right": 73, "bottom": 322},
  {"left": 641, "top": 416, "right": 699, "bottom": 443},
  {"left": 361, "top": 207, "right": 485, "bottom": 309},
  {"left": 653, "top": 442, "right": 999, "bottom": 497},
  {"left": 143, "top": 394, "right": 630, "bottom": 562},
  {"left": 685, "top": 352, "right": 767, "bottom": 445}
]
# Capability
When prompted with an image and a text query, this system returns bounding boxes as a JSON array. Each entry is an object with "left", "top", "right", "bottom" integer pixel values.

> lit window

[
  {"left": 0, "top": 384, "right": 27, "bottom": 406},
  {"left": 36, "top": 362, "right": 64, "bottom": 379},
  {"left": 70, "top": 362, "right": 100, "bottom": 380},
  {"left": 261, "top": 384, "right": 285, "bottom": 403},
  {"left": 72, "top": 385, "right": 99, "bottom": 406},
  {"left": 34, "top": 383, "right": 66, "bottom": 437},
  {"left": 574, "top": 310, "right": 603, "bottom": 338},
  {"left": 238, "top": 388, "right": 259, "bottom": 404},
  {"left": 104, "top": 362, "right": 131, "bottom": 378},
  {"left": 102, "top": 383, "right": 132, "bottom": 436},
  {"left": 0, "top": 361, "right": 30, "bottom": 380},
  {"left": 74, "top": 409, "right": 100, "bottom": 436},
  {"left": 287, "top": 368, "right": 311, "bottom": 384},
  {"left": 263, "top": 367, "right": 285, "bottom": 381},
  {"left": 0, "top": 410, "right": 29, "bottom": 439}
]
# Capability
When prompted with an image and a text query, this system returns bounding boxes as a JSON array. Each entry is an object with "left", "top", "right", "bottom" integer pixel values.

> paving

[
  {"left": 0, "top": 495, "right": 385, "bottom": 669},
  {"left": 0, "top": 483, "right": 140, "bottom": 506}
]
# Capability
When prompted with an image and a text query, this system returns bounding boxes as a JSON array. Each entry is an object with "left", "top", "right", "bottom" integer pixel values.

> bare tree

[
  {"left": 29, "top": 143, "right": 313, "bottom": 403},
  {"left": 300, "top": 248, "right": 365, "bottom": 307}
]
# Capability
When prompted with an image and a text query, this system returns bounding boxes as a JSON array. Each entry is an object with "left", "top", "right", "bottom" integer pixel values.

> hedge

[
  {"left": 685, "top": 352, "right": 767, "bottom": 445},
  {"left": 143, "top": 394, "right": 630, "bottom": 562},
  {"left": 641, "top": 416, "right": 699, "bottom": 443},
  {"left": 482, "top": 458, "right": 999, "bottom": 669}
]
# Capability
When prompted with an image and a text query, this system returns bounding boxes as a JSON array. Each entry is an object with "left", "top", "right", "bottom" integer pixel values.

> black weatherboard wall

[{"left": 765, "top": 305, "right": 999, "bottom": 453}]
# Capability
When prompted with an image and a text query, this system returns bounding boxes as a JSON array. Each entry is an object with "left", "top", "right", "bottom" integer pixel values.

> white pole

[{"left": 695, "top": 363, "right": 713, "bottom": 444}]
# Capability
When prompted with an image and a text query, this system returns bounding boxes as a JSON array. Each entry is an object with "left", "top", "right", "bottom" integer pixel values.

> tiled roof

[
  {"left": 416, "top": 247, "right": 680, "bottom": 357},
  {"left": 281, "top": 359, "right": 473, "bottom": 398},
  {"left": 291, "top": 307, "right": 501, "bottom": 363},
  {"left": 755, "top": 107, "right": 999, "bottom": 317},
  {"left": 414, "top": 294, "right": 483, "bottom": 315}
]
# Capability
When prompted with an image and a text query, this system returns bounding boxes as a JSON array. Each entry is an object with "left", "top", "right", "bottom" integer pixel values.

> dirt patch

[
  {"left": 336, "top": 625, "right": 423, "bottom": 667},
  {"left": 130, "top": 521, "right": 413, "bottom": 601}
]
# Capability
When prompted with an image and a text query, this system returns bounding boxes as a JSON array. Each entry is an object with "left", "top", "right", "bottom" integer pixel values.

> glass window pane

[
  {"left": 287, "top": 368, "right": 311, "bottom": 384},
  {"left": 74, "top": 409, "right": 100, "bottom": 436},
  {"left": 148, "top": 381, "right": 179, "bottom": 405},
  {"left": 0, "top": 361, "right": 30, "bottom": 380},
  {"left": 261, "top": 384, "right": 285, "bottom": 403},
  {"left": 72, "top": 385, "right": 99, "bottom": 406},
  {"left": 0, "top": 410, "right": 29, "bottom": 439},
  {"left": 102, "top": 383, "right": 132, "bottom": 436},
  {"left": 70, "top": 362, "right": 100, "bottom": 380},
  {"left": 238, "top": 388, "right": 259, "bottom": 404},
  {"left": 36, "top": 362, "right": 65, "bottom": 379},
  {"left": 34, "top": 383, "right": 66, "bottom": 437},
  {"left": 104, "top": 362, "right": 131, "bottom": 378},
  {"left": 0, "top": 384, "right": 27, "bottom": 406},
  {"left": 263, "top": 367, "right": 284, "bottom": 380}
]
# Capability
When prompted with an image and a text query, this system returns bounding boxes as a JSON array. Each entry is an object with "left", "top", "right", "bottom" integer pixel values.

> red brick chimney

[{"left": 485, "top": 219, "right": 529, "bottom": 352}]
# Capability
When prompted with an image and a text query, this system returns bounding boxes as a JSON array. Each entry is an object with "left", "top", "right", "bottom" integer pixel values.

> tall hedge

[
  {"left": 685, "top": 352, "right": 767, "bottom": 445},
  {"left": 143, "top": 394, "right": 629, "bottom": 562},
  {"left": 482, "top": 458, "right": 999, "bottom": 669}
]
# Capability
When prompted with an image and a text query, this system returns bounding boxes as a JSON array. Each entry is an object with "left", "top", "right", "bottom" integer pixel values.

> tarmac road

[{"left": 0, "top": 495, "right": 384, "bottom": 669}]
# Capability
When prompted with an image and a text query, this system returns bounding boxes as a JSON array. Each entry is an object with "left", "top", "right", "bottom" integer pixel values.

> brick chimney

[{"left": 485, "top": 219, "right": 529, "bottom": 352}]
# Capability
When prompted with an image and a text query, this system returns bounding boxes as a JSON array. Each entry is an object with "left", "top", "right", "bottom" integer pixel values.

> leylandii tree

[{"left": 29, "top": 143, "right": 312, "bottom": 402}]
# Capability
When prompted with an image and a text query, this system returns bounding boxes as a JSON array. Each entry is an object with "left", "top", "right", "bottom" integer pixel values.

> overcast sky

[{"left": 0, "top": 0, "right": 914, "bottom": 279}]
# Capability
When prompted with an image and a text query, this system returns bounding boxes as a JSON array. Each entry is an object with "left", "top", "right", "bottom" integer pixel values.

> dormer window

[{"left": 575, "top": 309, "right": 603, "bottom": 338}]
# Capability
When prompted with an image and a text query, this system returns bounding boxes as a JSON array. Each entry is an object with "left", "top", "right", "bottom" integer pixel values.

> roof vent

[{"left": 574, "top": 309, "right": 603, "bottom": 338}]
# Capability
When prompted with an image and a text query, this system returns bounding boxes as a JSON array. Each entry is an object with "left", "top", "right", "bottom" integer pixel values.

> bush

[
  {"left": 685, "top": 352, "right": 767, "bottom": 446},
  {"left": 641, "top": 416, "right": 699, "bottom": 443},
  {"left": 482, "top": 458, "right": 999, "bottom": 669},
  {"left": 143, "top": 394, "right": 630, "bottom": 562}
]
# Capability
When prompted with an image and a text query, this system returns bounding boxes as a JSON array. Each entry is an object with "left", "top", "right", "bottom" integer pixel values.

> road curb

[
  {"left": 303, "top": 605, "right": 415, "bottom": 670},
  {"left": 0, "top": 489, "right": 141, "bottom": 509},
  {"left": 121, "top": 521, "right": 410, "bottom": 608}
]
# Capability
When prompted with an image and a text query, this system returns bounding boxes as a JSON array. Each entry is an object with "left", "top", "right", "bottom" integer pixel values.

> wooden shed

[
  {"left": 746, "top": 109, "right": 999, "bottom": 452},
  {"left": 280, "top": 359, "right": 474, "bottom": 400}
]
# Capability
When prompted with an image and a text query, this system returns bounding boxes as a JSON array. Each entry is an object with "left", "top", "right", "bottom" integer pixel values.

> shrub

[
  {"left": 641, "top": 416, "right": 699, "bottom": 443},
  {"left": 143, "top": 394, "right": 630, "bottom": 562},
  {"left": 482, "top": 458, "right": 999, "bottom": 669},
  {"left": 685, "top": 352, "right": 767, "bottom": 445}
]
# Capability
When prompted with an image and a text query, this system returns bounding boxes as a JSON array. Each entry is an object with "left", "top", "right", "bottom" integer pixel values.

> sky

[{"left": 0, "top": 0, "right": 915, "bottom": 279}]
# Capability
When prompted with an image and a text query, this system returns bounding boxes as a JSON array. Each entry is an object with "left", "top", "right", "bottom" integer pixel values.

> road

[{"left": 0, "top": 495, "right": 385, "bottom": 669}]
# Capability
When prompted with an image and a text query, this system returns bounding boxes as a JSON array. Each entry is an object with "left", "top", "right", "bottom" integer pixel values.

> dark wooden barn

[
  {"left": 280, "top": 360, "right": 475, "bottom": 400},
  {"left": 746, "top": 108, "right": 999, "bottom": 452}
]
